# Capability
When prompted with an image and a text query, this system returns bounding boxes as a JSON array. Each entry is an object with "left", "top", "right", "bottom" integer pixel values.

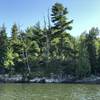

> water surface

[{"left": 0, "top": 84, "right": 100, "bottom": 100}]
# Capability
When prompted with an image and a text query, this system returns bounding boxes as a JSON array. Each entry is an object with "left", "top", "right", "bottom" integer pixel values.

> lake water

[{"left": 0, "top": 84, "right": 100, "bottom": 100}]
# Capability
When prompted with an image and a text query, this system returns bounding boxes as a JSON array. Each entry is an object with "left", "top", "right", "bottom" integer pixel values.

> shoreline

[
  {"left": 1, "top": 74, "right": 100, "bottom": 84},
  {"left": 1, "top": 79, "right": 100, "bottom": 84}
]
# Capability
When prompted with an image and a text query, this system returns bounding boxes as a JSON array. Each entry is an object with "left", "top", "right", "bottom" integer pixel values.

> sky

[{"left": 0, "top": 0, "right": 100, "bottom": 36}]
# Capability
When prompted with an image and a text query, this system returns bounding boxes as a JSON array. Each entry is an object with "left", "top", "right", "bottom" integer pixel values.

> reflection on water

[{"left": 0, "top": 84, "right": 100, "bottom": 100}]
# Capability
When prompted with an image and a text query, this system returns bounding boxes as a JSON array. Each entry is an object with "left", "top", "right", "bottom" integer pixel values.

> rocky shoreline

[{"left": 0, "top": 75, "right": 100, "bottom": 84}]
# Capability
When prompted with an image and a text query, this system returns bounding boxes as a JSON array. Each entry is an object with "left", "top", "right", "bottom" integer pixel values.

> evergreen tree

[
  {"left": 85, "top": 27, "right": 99, "bottom": 74},
  {"left": 10, "top": 24, "right": 21, "bottom": 74},
  {"left": 96, "top": 38, "right": 100, "bottom": 73},
  {"left": 51, "top": 3, "right": 73, "bottom": 60},
  {"left": 76, "top": 33, "right": 91, "bottom": 78},
  {"left": 0, "top": 25, "right": 7, "bottom": 68}
]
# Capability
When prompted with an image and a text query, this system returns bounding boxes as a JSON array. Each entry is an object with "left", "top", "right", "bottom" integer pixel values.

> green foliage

[
  {"left": 76, "top": 34, "right": 91, "bottom": 78},
  {"left": 0, "top": 3, "right": 99, "bottom": 80},
  {"left": 85, "top": 28, "right": 99, "bottom": 74},
  {"left": 51, "top": 3, "right": 73, "bottom": 34},
  {"left": 0, "top": 25, "right": 8, "bottom": 67},
  {"left": 4, "top": 47, "right": 14, "bottom": 68},
  {"left": 11, "top": 23, "right": 19, "bottom": 40},
  {"left": 96, "top": 38, "right": 100, "bottom": 73},
  {"left": 51, "top": 3, "right": 73, "bottom": 61}
]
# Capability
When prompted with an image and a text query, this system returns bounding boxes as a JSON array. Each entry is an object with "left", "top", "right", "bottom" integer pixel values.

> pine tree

[
  {"left": 76, "top": 33, "right": 91, "bottom": 78},
  {"left": 0, "top": 25, "right": 8, "bottom": 68},
  {"left": 51, "top": 3, "right": 73, "bottom": 60},
  {"left": 85, "top": 27, "right": 99, "bottom": 74}
]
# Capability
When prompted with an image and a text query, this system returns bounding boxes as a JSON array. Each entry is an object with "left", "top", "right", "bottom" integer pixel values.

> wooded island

[{"left": 0, "top": 3, "right": 100, "bottom": 83}]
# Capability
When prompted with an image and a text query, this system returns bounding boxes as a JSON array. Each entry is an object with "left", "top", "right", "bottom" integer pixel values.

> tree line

[{"left": 0, "top": 3, "right": 100, "bottom": 80}]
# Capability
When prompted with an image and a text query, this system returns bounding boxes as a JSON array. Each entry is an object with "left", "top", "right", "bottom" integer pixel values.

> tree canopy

[{"left": 0, "top": 3, "right": 100, "bottom": 80}]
